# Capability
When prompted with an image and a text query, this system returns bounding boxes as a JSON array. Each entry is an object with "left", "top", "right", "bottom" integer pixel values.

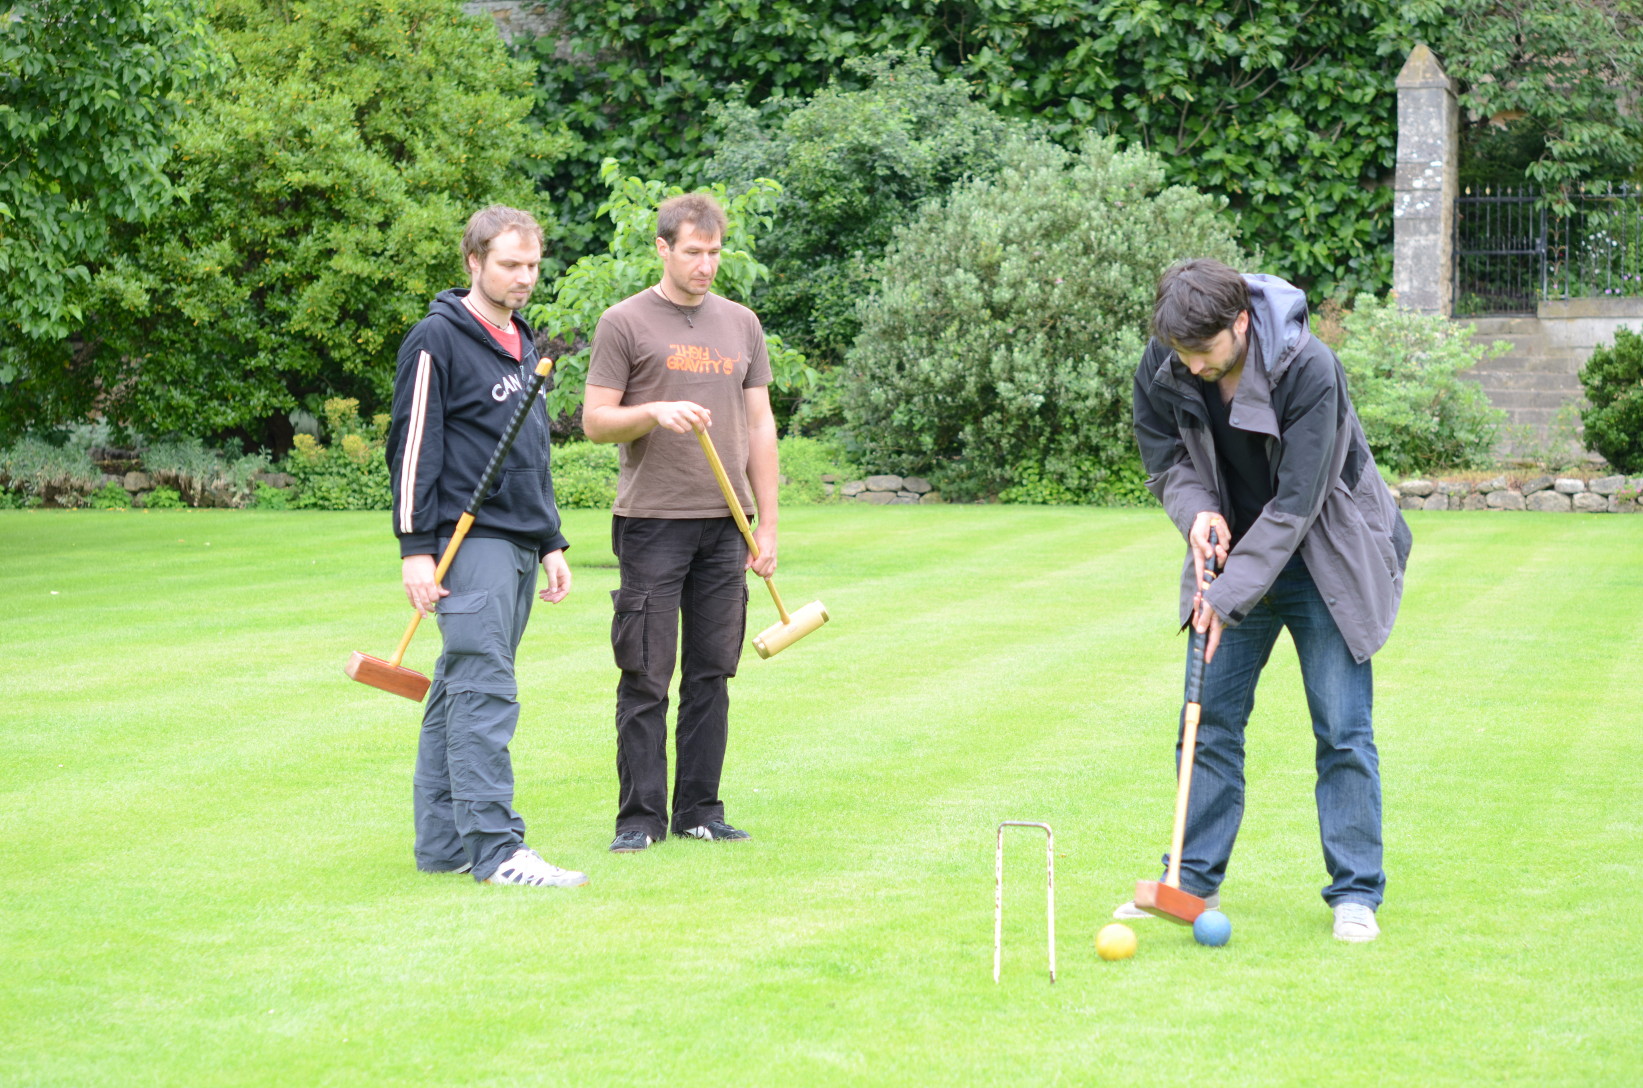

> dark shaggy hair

[{"left": 1151, "top": 259, "right": 1249, "bottom": 350}]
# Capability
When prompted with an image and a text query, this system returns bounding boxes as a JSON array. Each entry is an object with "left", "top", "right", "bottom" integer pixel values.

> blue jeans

[{"left": 1168, "top": 555, "right": 1384, "bottom": 908}]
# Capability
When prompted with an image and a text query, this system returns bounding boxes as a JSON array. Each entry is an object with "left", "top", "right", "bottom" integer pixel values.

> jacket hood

[
  {"left": 428, "top": 288, "right": 536, "bottom": 350},
  {"left": 1244, "top": 274, "right": 1311, "bottom": 383}
]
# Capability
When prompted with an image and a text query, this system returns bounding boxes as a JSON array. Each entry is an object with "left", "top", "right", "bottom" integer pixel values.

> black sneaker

[
  {"left": 609, "top": 829, "right": 654, "bottom": 853},
  {"left": 677, "top": 819, "right": 750, "bottom": 842}
]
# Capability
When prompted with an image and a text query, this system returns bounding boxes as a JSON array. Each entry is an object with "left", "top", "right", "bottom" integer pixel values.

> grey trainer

[{"left": 1332, "top": 901, "right": 1379, "bottom": 942}]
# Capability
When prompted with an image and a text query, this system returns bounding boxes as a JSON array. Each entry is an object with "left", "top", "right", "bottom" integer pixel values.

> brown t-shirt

[{"left": 586, "top": 288, "right": 772, "bottom": 518}]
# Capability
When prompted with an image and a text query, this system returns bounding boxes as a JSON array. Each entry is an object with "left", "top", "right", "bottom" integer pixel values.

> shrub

[
  {"left": 0, "top": 434, "right": 103, "bottom": 506},
  {"left": 709, "top": 51, "right": 1021, "bottom": 386},
  {"left": 842, "top": 135, "right": 1244, "bottom": 502},
  {"left": 1330, "top": 293, "right": 1508, "bottom": 475},
  {"left": 776, "top": 436, "right": 862, "bottom": 505},
  {"left": 1579, "top": 326, "right": 1643, "bottom": 473},
  {"left": 281, "top": 399, "right": 392, "bottom": 511},
  {"left": 141, "top": 437, "right": 270, "bottom": 508},
  {"left": 550, "top": 441, "right": 619, "bottom": 510},
  {"left": 250, "top": 482, "right": 292, "bottom": 510},
  {"left": 88, "top": 481, "right": 132, "bottom": 510},
  {"left": 143, "top": 486, "right": 185, "bottom": 509},
  {"left": 63, "top": 0, "right": 563, "bottom": 449}
]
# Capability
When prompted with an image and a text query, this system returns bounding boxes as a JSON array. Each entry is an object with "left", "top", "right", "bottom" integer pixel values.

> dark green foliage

[
  {"left": 0, "top": 0, "right": 219, "bottom": 436},
  {"left": 549, "top": 440, "right": 618, "bottom": 510},
  {"left": 1579, "top": 327, "right": 1643, "bottom": 473},
  {"left": 844, "top": 135, "right": 1244, "bottom": 502},
  {"left": 72, "top": 0, "right": 567, "bottom": 449},
  {"left": 518, "top": 0, "right": 1436, "bottom": 299},
  {"left": 1438, "top": 1, "right": 1643, "bottom": 195},
  {"left": 709, "top": 52, "right": 1020, "bottom": 384},
  {"left": 1328, "top": 293, "right": 1507, "bottom": 475},
  {"left": 281, "top": 399, "right": 391, "bottom": 511}
]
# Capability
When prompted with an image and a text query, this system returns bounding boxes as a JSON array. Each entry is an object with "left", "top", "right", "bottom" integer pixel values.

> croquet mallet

[
  {"left": 693, "top": 426, "right": 829, "bottom": 659},
  {"left": 1133, "top": 528, "right": 1222, "bottom": 923},
  {"left": 345, "top": 357, "right": 555, "bottom": 701}
]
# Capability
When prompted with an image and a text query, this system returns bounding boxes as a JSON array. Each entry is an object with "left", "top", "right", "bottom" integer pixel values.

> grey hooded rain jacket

[{"left": 1131, "top": 274, "right": 1413, "bottom": 663}]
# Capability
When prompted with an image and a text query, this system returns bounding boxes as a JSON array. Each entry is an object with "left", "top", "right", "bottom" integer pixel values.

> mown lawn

[{"left": 2, "top": 505, "right": 1639, "bottom": 1086}]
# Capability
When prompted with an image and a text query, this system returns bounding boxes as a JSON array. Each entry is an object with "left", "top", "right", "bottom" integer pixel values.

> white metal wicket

[{"left": 993, "top": 821, "right": 1055, "bottom": 983}]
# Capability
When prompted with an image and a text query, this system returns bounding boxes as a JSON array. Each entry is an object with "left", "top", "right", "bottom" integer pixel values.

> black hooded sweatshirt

[{"left": 386, "top": 289, "right": 569, "bottom": 560}]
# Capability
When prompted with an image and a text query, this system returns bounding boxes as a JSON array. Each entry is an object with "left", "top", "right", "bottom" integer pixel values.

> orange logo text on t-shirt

[{"left": 666, "top": 344, "right": 743, "bottom": 375}]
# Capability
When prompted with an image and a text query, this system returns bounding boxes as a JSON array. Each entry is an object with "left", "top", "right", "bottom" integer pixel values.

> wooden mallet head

[
  {"left": 752, "top": 599, "right": 829, "bottom": 659},
  {"left": 345, "top": 651, "right": 431, "bottom": 702},
  {"left": 1131, "top": 878, "right": 1208, "bottom": 925}
]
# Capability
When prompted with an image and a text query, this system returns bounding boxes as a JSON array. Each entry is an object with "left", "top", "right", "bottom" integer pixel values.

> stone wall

[
  {"left": 827, "top": 474, "right": 943, "bottom": 505},
  {"left": 1389, "top": 473, "right": 1641, "bottom": 513},
  {"left": 1459, "top": 298, "right": 1643, "bottom": 446}
]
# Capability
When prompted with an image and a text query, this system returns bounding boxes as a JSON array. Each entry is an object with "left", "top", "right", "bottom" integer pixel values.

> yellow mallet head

[{"left": 752, "top": 600, "right": 829, "bottom": 659}]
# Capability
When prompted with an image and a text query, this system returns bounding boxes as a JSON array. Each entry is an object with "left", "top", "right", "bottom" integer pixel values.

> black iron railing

[{"left": 1453, "top": 183, "right": 1643, "bottom": 316}]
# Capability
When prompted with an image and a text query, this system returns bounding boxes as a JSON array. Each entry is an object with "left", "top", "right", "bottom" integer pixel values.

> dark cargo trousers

[
  {"left": 610, "top": 516, "right": 748, "bottom": 842},
  {"left": 413, "top": 536, "right": 538, "bottom": 882}
]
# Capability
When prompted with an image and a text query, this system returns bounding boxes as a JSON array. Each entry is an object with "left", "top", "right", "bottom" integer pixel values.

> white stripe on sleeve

[{"left": 398, "top": 350, "right": 433, "bottom": 535}]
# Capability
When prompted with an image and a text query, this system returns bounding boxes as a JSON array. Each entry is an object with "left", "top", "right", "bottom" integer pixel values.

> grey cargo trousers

[{"left": 412, "top": 536, "right": 538, "bottom": 881}]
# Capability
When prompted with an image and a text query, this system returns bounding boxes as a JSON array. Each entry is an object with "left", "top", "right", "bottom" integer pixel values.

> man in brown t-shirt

[{"left": 583, "top": 192, "right": 779, "bottom": 853}]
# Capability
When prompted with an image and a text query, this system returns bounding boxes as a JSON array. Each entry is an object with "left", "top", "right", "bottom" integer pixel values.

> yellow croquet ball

[{"left": 1096, "top": 923, "right": 1137, "bottom": 961}]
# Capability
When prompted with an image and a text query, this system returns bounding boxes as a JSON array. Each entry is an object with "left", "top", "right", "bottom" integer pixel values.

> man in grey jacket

[{"left": 1120, "top": 258, "right": 1412, "bottom": 941}]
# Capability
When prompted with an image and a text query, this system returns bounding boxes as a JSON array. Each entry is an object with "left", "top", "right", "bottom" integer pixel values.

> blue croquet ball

[{"left": 1193, "top": 909, "right": 1232, "bottom": 947}]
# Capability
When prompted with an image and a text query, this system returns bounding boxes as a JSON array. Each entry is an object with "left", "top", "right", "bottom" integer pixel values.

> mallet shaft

[{"left": 694, "top": 426, "right": 790, "bottom": 624}]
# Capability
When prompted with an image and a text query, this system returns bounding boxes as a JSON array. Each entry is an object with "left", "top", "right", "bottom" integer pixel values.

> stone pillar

[
  {"left": 462, "top": 1, "right": 559, "bottom": 44},
  {"left": 1393, "top": 45, "right": 1459, "bottom": 316}
]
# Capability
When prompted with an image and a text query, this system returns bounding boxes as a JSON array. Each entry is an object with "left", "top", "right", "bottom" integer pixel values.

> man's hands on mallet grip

[
  {"left": 749, "top": 522, "right": 777, "bottom": 578},
  {"left": 1189, "top": 511, "right": 1230, "bottom": 662},
  {"left": 649, "top": 400, "right": 711, "bottom": 434}
]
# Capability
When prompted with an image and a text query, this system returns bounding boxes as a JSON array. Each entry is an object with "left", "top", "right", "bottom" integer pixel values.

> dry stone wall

[
  {"left": 826, "top": 474, "right": 943, "bottom": 505},
  {"left": 1390, "top": 474, "right": 1642, "bottom": 513}
]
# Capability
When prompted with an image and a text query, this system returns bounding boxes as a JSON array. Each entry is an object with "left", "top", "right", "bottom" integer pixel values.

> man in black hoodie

[{"left": 385, "top": 205, "right": 586, "bottom": 889}]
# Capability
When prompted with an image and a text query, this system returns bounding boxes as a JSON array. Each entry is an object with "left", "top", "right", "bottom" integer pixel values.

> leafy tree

[
  {"left": 526, "top": 159, "right": 814, "bottom": 425},
  {"left": 708, "top": 51, "right": 1021, "bottom": 389},
  {"left": 70, "top": 0, "right": 570, "bottom": 450},
  {"left": 1437, "top": 0, "right": 1643, "bottom": 194},
  {"left": 517, "top": 1, "right": 1437, "bottom": 300},
  {"left": 1579, "top": 327, "right": 1643, "bottom": 473},
  {"left": 0, "top": 0, "right": 219, "bottom": 436},
  {"left": 1325, "top": 293, "right": 1507, "bottom": 474},
  {"left": 843, "top": 135, "right": 1244, "bottom": 502}
]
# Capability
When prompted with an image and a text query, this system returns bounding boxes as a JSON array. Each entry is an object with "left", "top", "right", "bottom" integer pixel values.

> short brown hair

[
  {"left": 657, "top": 193, "right": 727, "bottom": 246},
  {"left": 1151, "top": 259, "right": 1249, "bottom": 349},
  {"left": 461, "top": 205, "right": 544, "bottom": 270}
]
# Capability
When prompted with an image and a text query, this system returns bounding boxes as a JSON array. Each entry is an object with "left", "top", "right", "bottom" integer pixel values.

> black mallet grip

[
  {"left": 463, "top": 358, "right": 554, "bottom": 516},
  {"left": 1185, "top": 528, "right": 1221, "bottom": 704}
]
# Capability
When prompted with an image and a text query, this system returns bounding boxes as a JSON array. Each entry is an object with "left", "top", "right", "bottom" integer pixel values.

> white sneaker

[
  {"left": 1332, "top": 901, "right": 1379, "bottom": 942},
  {"left": 1112, "top": 891, "right": 1219, "bottom": 920},
  {"left": 483, "top": 847, "right": 588, "bottom": 888}
]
